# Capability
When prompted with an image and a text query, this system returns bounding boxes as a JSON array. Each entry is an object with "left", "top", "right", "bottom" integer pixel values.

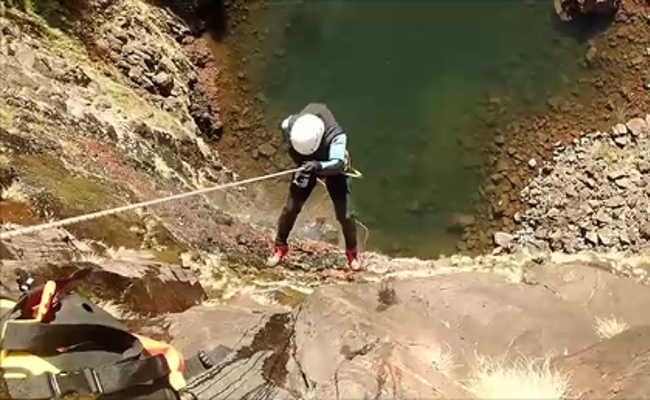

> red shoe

[
  {"left": 266, "top": 245, "right": 288, "bottom": 267},
  {"left": 346, "top": 248, "right": 362, "bottom": 271}
]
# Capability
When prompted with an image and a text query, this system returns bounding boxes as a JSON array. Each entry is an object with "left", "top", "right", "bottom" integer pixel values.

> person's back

[{"left": 268, "top": 103, "right": 361, "bottom": 270}]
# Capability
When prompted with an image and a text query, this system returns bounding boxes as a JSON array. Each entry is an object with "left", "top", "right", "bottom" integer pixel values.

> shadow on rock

[
  {"left": 551, "top": 6, "right": 617, "bottom": 42},
  {"left": 158, "top": 0, "right": 228, "bottom": 36}
]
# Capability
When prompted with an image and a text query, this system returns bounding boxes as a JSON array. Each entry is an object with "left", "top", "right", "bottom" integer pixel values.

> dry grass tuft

[
  {"left": 595, "top": 316, "right": 629, "bottom": 339},
  {"left": 75, "top": 252, "right": 105, "bottom": 265},
  {"left": 1, "top": 181, "right": 29, "bottom": 203},
  {"left": 429, "top": 344, "right": 457, "bottom": 376},
  {"left": 95, "top": 301, "right": 127, "bottom": 320},
  {"left": 153, "top": 154, "right": 174, "bottom": 180},
  {"left": 465, "top": 355, "right": 570, "bottom": 400}
]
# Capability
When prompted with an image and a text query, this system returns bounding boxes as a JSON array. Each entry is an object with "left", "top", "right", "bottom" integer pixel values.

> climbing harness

[
  {"left": 345, "top": 168, "right": 363, "bottom": 179},
  {"left": 0, "top": 274, "right": 231, "bottom": 400},
  {"left": 0, "top": 275, "right": 183, "bottom": 399},
  {"left": 0, "top": 168, "right": 301, "bottom": 241}
]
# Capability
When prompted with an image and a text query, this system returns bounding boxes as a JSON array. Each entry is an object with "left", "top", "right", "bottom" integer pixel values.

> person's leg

[
  {"left": 268, "top": 174, "right": 317, "bottom": 266},
  {"left": 325, "top": 175, "right": 360, "bottom": 268}
]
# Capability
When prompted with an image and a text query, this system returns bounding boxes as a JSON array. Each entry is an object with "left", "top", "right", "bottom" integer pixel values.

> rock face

[
  {"left": 555, "top": 327, "right": 650, "bottom": 399},
  {"left": 291, "top": 273, "right": 593, "bottom": 399},
  {"left": 0, "top": 1, "right": 260, "bottom": 273},
  {"left": 554, "top": 0, "right": 620, "bottom": 22},
  {"left": 493, "top": 231, "right": 515, "bottom": 248},
  {"left": 167, "top": 259, "right": 650, "bottom": 399},
  {"left": 0, "top": 228, "right": 205, "bottom": 314},
  {"left": 168, "top": 301, "right": 295, "bottom": 399}
]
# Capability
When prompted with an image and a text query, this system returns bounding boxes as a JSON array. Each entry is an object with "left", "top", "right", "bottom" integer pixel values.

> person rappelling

[{"left": 266, "top": 103, "right": 362, "bottom": 270}]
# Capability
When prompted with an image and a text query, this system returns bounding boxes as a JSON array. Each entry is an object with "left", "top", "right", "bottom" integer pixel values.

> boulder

[
  {"left": 13, "top": 42, "right": 36, "bottom": 69},
  {"left": 607, "top": 169, "right": 628, "bottom": 180},
  {"left": 627, "top": 118, "right": 648, "bottom": 137},
  {"left": 153, "top": 71, "right": 174, "bottom": 96},
  {"left": 614, "top": 177, "right": 631, "bottom": 189},
  {"left": 640, "top": 222, "right": 650, "bottom": 239},
  {"left": 167, "top": 300, "right": 289, "bottom": 358},
  {"left": 585, "top": 231, "right": 598, "bottom": 245},
  {"left": 597, "top": 229, "right": 614, "bottom": 246},
  {"left": 613, "top": 123, "right": 628, "bottom": 135},
  {"left": 604, "top": 196, "right": 625, "bottom": 208},
  {"left": 554, "top": 0, "right": 620, "bottom": 22},
  {"left": 585, "top": 45, "right": 598, "bottom": 65},
  {"left": 594, "top": 208, "right": 612, "bottom": 225},
  {"left": 493, "top": 231, "right": 515, "bottom": 247},
  {"left": 613, "top": 135, "right": 628, "bottom": 147},
  {"left": 258, "top": 143, "right": 277, "bottom": 158},
  {"left": 446, "top": 213, "right": 476, "bottom": 233},
  {"left": 637, "top": 160, "right": 650, "bottom": 174}
]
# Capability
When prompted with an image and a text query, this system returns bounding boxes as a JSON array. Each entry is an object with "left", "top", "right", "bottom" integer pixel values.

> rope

[
  {"left": 0, "top": 168, "right": 301, "bottom": 241},
  {"left": 316, "top": 178, "right": 370, "bottom": 251},
  {"left": 356, "top": 218, "right": 370, "bottom": 252}
]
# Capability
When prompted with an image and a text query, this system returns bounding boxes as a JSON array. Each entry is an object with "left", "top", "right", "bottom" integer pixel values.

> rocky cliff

[{"left": 1, "top": 1, "right": 650, "bottom": 399}]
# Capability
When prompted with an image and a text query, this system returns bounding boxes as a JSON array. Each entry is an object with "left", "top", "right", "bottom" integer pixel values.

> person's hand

[{"left": 301, "top": 161, "right": 322, "bottom": 174}]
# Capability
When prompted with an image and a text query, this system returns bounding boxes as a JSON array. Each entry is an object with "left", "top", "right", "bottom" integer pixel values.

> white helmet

[{"left": 288, "top": 114, "right": 325, "bottom": 155}]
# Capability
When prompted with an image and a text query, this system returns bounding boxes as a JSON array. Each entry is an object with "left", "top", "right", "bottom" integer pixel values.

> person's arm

[{"left": 319, "top": 134, "right": 347, "bottom": 172}]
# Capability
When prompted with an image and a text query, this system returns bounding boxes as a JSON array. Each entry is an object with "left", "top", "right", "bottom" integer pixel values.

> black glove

[
  {"left": 301, "top": 161, "right": 322, "bottom": 174},
  {"left": 292, "top": 169, "right": 310, "bottom": 188}
]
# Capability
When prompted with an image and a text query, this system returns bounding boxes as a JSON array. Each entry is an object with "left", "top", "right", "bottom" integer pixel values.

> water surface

[{"left": 243, "top": 0, "right": 586, "bottom": 257}]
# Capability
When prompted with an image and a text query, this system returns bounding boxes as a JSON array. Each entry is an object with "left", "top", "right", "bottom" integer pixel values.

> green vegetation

[
  {"left": 0, "top": 101, "right": 18, "bottom": 129},
  {"left": 151, "top": 248, "right": 183, "bottom": 264},
  {"left": 593, "top": 142, "right": 623, "bottom": 165},
  {"left": 98, "top": 75, "right": 187, "bottom": 138},
  {"left": 4, "top": 0, "right": 62, "bottom": 18},
  {"left": 18, "top": 155, "right": 113, "bottom": 214},
  {"left": 5, "top": 4, "right": 88, "bottom": 61},
  {"left": 150, "top": 224, "right": 189, "bottom": 264},
  {"left": 272, "top": 287, "right": 307, "bottom": 307},
  {"left": 17, "top": 155, "right": 144, "bottom": 247}
]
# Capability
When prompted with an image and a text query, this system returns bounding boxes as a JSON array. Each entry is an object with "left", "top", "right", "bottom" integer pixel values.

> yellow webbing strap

[
  {"left": 135, "top": 335, "right": 186, "bottom": 391},
  {"left": 1, "top": 284, "right": 61, "bottom": 381}
]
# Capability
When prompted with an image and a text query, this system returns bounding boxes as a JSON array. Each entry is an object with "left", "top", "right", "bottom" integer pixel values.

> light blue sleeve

[{"left": 320, "top": 134, "right": 347, "bottom": 171}]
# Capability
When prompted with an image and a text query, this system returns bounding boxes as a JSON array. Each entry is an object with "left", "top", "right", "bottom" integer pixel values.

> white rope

[{"left": 0, "top": 168, "right": 301, "bottom": 241}]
